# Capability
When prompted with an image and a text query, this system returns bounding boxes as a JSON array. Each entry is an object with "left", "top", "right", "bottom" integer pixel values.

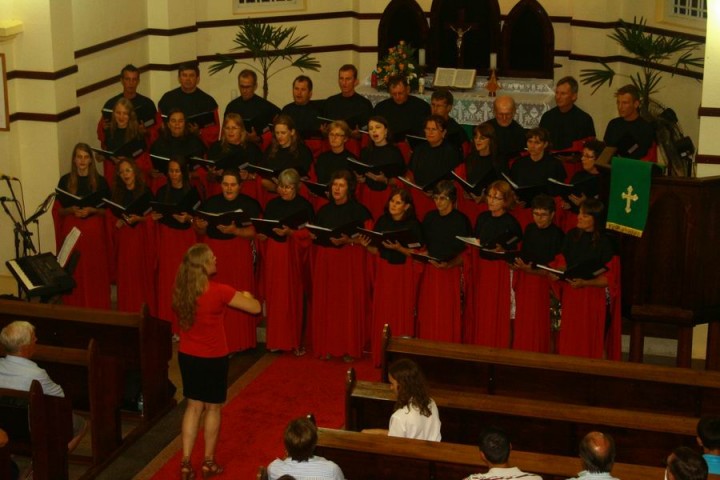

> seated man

[
  {"left": 281, "top": 75, "right": 324, "bottom": 139},
  {"left": 322, "top": 64, "right": 373, "bottom": 134},
  {"left": 0, "top": 321, "right": 87, "bottom": 452},
  {"left": 464, "top": 427, "right": 542, "bottom": 480},
  {"left": 98, "top": 64, "right": 158, "bottom": 143},
  {"left": 224, "top": 69, "right": 280, "bottom": 143},
  {"left": 267, "top": 417, "right": 344, "bottom": 480},
  {"left": 488, "top": 95, "right": 527, "bottom": 173},
  {"left": 697, "top": 416, "right": 720, "bottom": 475},
  {"left": 158, "top": 62, "right": 219, "bottom": 148},
  {"left": 603, "top": 84, "right": 655, "bottom": 159},
  {"left": 539, "top": 76, "right": 595, "bottom": 150},
  {"left": 568, "top": 431, "right": 618, "bottom": 480},
  {"left": 430, "top": 89, "right": 469, "bottom": 155},
  {"left": 372, "top": 75, "right": 430, "bottom": 141},
  {"left": 666, "top": 447, "right": 709, "bottom": 480}
]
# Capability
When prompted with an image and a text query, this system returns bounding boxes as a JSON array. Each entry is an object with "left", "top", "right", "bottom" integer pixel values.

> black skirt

[{"left": 178, "top": 352, "right": 230, "bottom": 404}]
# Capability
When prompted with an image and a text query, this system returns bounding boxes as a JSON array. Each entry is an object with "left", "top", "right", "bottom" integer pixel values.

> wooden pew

[
  {"left": 315, "top": 428, "right": 666, "bottom": 480},
  {"left": 32, "top": 340, "right": 124, "bottom": 465},
  {"left": 0, "top": 380, "right": 72, "bottom": 480},
  {"left": 0, "top": 299, "right": 175, "bottom": 424},
  {"left": 345, "top": 368, "right": 697, "bottom": 466},
  {"left": 380, "top": 327, "right": 720, "bottom": 417}
]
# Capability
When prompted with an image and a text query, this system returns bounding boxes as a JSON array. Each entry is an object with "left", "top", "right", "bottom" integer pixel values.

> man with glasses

[
  {"left": 489, "top": 95, "right": 527, "bottom": 169},
  {"left": 224, "top": 69, "right": 281, "bottom": 144}
]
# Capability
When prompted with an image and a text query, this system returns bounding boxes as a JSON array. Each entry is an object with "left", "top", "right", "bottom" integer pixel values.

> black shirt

[
  {"left": 322, "top": 93, "right": 373, "bottom": 130},
  {"left": 539, "top": 105, "right": 596, "bottom": 150},
  {"left": 224, "top": 95, "right": 280, "bottom": 134},
  {"left": 521, "top": 222, "right": 564, "bottom": 265},
  {"left": 422, "top": 209, "right": 471, "bottom": 261},
  {"left": 199, "top": 193, "right": 262, "bottom": 240},
  {"left": 373, "top": 96, "right": 430, "bottom": 140},
  {"left": 373, "top": 214, "right": 423, "bottom": 265}
]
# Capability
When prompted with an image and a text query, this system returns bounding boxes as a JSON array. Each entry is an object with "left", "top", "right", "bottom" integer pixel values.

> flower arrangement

[{"left": 373, "top": 41, "right": 419, "bottom": 90}]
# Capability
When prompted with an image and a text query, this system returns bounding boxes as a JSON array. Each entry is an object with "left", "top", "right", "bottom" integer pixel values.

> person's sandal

[
  {"left": 180, "top": 458, "right": 195, "bottom": 480},
  {"left": 201, "top": 458, "right": 224, "bottom": 478}
]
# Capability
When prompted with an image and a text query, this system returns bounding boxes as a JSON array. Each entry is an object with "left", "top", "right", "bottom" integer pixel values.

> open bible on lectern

[{"left": 433, "top": 68, "right": 477, "bottom": 89}]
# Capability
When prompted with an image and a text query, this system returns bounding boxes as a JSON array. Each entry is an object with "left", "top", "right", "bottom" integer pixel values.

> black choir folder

[
  {"left": 305, "top": 220, "right": 363, "bottom": 248},
  {"left": 250, "top": 209, "right": 311, "bottom": 241},
  {"left": 397, "top": 174, "right": 448, "bottom": 193},
  {"left": 102, "top": 191, "right": 152, "bottom": 223},
  {"left": 161, "top": 110, "right": 216, "bottom": 129},
  {"left": 409, "top": 252, "right": 444, "bottom": 264},
  {"left": 150, "top": 191, "right": 201, "bottom": 216},
  {"left": 54, "top": 188, "right": 105, "bottom": 209},
  {"left": 346, "top": 157, "right": 404, "bottom": 178},
  {"left": 535, "top": 259, "right": 609, "bottom": 281},
  {"left": 301, "top": 180, "right": 329, "bottom": 198},
  {"left": 355, "top": 227, "right": 421, "bottom": 249},
  {"left": 501, "top": 173, "right": 547, "bottom": 206},
  {"left": 456, "top": 236, "right": 519, "bottom": 262},
  {"left": 193, "top": 209, "right": 252, "bottom": 229},
  {"left": 547, "top": 176, "right": 599, "bottom": 202},
  {"left": 451, "top": 167, "right": 498, "bottom": 196}
]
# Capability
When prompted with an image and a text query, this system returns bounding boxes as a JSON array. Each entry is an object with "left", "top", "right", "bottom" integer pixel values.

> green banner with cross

[{"left": 606, "top": 156, "right": 654, "bottom": 237}]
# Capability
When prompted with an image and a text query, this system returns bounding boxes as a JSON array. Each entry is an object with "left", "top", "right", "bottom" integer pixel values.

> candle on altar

[
  {"left": 419, "top": 48, "right": 426, "bottom": 66},
  {"left": 490, "top": 53, "right": 497, "bottom": 70}
]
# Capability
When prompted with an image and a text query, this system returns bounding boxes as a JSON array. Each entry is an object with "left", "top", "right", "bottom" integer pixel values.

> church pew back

[
  {"left": 315, "top": 428, "right": 666, "bottom": 480},
  {"left": 381, "top": 329, "right": 720, "bottom": 417}
]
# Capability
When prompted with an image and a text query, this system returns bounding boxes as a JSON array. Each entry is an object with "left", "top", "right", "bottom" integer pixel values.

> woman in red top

[{"left": 172, "top": 243, "right": 261, "bottom": 480}]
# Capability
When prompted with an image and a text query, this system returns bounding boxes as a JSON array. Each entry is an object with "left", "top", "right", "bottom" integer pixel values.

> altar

[{"left": 358, "top": 77, "right": 555, "bottom": 129}]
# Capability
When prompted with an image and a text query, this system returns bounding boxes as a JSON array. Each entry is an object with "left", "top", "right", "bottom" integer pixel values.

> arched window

[
  {"left": 377, "top": 0, "right": 429, "bottom": 62},
  {"left": 501, "top": 0, "right": 555, "bottom": 78}
]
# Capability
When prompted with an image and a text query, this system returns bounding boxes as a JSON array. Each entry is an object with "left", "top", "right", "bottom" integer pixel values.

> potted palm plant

[{"left": 209, "top": 19, "right": 321, "bottom": 99}]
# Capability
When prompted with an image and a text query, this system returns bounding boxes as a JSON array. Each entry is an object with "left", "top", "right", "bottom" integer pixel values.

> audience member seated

[
  {"left": 267, "top": 417, "right": 344, "bottom": 480},
  {"left": 281, "top": 75, "right": 324, "bottom": 141},
  {"left": 322, "top": 64, "right": 373, "bottom": 135},
  {"left": 372, "top": 75, "right": 430, "bottom": 141},
  {"left": 568, "top": 431, "right": 618, "bottom": 480},
  {"left": 603, "top": 84, "right": 655, "bottom": 160},
  {"left": 0, "top": 321, "right": 87, "bottom": 452},
  {"left": 430, "top": 89, "right": 469, "bottom": 155},
  {"left": 463, "top": 427, "right": 542, "bottom": 480},
  {"left": 488, "top": 95, "right": 527, "bottom": 172},
  {"left": 224, "top": 69, "right": 280, "bottom": 144},
  {"left": 539, "top": 76, "right": 595, "bottom": 151},
  {"left": 158, "top": 62, "right": 219, "bottom": 148},
  {"left": 666, "top": 447, "right": 709, "bottom": 480},
  {"left": 697, "top": 416, "right": 720, "bottom": 475},
  {"left": 362, "top": 359, "right": 441, "bottom": 442},
  {"left": 99, "top": 64, "right": 158, "bottom": 141}
]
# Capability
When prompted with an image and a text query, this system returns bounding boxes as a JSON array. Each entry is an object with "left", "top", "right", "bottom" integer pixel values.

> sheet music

[{"left": 57, "top": 226, "right": 81, "bottom": 267}]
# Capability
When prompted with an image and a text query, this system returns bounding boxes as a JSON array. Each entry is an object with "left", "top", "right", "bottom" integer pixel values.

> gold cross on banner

[{"left": 621, "top": 185, "right": 639, "bottom": 213}]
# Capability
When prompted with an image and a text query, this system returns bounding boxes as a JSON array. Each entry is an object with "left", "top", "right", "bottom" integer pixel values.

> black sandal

[{"left": 201, "top": 458, "right": 224, "bottom": 478}]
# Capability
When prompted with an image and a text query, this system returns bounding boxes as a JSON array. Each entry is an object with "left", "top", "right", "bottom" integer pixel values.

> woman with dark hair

[
  {"left": 256, "top": 168, "right": 315, "bottom": 355},
  {"left": 260, "top": 115, "right": 313, "bottom": 199},
  {"left": 151, "top": 156, "right": 200, "bottom": 334},
  {"left": 99, "top": 97, "right": 149, "bottom": 186},
  {"left": 357, "top": 116, "right": 406, "bottom": 220},
  {"left": 357, "top": 188, "right": 424, "bottom": 366},
  {"left": 172, "top": 243, "right": 261, "bottom": 480},
  {"left": 108, "top": 157, "right": 157, "bottom": 314},
  {"left": 309, "top": 120, "right": 354, "bottom": 211},
  {"left": 309, "top": 169, "right": 372, "bottom": 361},
  {"left": 205, "top": 113, "right": 263, "bottom": 199},
  {"left": 363, "top": 358, "right": 441, "bottom": 441},
  {"left": 54, "top": 143, "right": 112, "bottom": 308},
  {"left": 406, "top": 115, "right": 461, "bottom": 220},
  {"left": 464, "top": 180, "right": 523, "bottom": 347},
  {"left": 552, "top": 198, "right": 619, "bottom": 358},
  {"left": 454, "top": 122, "right": 500, "bottom": 220},
  {"left": 149, "top": 109, "right": 206, "bottom": 194},
  {"left": 559, "top": 139, "right": 605, "bottom": 232},
  {"left": 193, "top": 170, "right": 262, "bottom": 353},
  {"left": 416, "top": 180, "right": 471, "bottom": 343}
]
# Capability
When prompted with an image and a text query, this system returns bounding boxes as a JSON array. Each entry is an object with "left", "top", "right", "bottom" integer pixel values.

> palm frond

[{"left": 579, "top": 64, "right": 616, "bottom": 94}]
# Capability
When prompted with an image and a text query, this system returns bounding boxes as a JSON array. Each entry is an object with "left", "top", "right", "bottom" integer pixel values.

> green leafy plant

[
  {"left": 579, "top": 17, "right": 703, "bottom": 113},
  {"left": 209, "top": 19, "right": 321, "bottom": 99}
]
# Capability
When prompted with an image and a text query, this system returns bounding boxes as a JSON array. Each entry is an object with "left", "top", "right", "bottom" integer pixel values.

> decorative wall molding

[{"left": 9, "top": 106, "right": 80, "bottom": 123}]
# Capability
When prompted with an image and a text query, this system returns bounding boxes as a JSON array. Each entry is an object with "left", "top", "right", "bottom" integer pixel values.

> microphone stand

[{"left": 2, "top": 177, "right": 36, "bottom": 257}]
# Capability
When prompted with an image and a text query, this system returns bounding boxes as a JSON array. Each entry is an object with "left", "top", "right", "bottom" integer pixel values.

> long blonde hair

[{"left": 172, "top": 243, "right": 212, "bottom": 331}]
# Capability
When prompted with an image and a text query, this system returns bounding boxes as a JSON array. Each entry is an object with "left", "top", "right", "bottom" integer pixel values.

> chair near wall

[
  {"left": 377, "top": 0, "right": 429, "bottom": 64},
  {"left": 500, "top": 0, "right": 555, "bottom": 79}
]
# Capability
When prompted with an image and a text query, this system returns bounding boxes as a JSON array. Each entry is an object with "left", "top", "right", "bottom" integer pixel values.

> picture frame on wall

[
  {"left": 233, "top": 0, "right": 306, "bottom": 14},
  {"left": 0, "top": 54, "right": 8, "bottom": 131}
]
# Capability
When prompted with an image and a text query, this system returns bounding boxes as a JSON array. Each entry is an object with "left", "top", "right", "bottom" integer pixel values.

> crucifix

[
  {"left": 621, "top": 185, "right": 639, "bottom": 213},
  {"left": 445, "top": 9, "right": 478, "bottom": 68}
]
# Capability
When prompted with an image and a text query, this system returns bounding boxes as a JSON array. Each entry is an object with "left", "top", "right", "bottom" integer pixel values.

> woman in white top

[{"left": 364, "top": 358, "right": 441, "bottom": 441}]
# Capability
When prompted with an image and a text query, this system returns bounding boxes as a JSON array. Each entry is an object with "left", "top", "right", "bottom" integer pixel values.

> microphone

[{"left": 0, "top": 174, "right": 19, "bottom": 181}]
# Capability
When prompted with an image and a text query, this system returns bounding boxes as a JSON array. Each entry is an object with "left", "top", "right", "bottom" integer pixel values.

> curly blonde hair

[{"left": 172, "top": 243, "right": 213, "bottom": 331}]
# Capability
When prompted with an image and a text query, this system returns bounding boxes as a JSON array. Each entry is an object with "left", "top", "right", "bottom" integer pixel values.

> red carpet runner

[{"left": 150, "top": 353, "right": 379, "bottom": 479}]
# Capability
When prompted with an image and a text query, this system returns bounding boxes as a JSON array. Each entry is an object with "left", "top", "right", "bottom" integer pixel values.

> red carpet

[{"left": 149, "top": 353, "right": 380, "bottom": 479}]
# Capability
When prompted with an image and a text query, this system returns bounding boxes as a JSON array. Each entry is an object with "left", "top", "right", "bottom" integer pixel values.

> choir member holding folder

[
  {"left": 454, "top": 122, "right": 500, "bottom": 220},
  {"left": 255, "top": 169, "right": 314, "bottom": 356},
  {"left": 193, "top": 170, "right": 261, "bottom": 353},
  {"left": 511, "top": 194, "right": 564, "bottom": 353},
  {"left": 98, "top": 97, "right": 149, "bottom": 187},
  {"left": 405, "top": 115, "right": 461, "bottom": 220},
  {"left": 259, "top": 115, "right": 313, "bottom": 203},
  {"left": 557, "top": 139, "right": 604, "bottom": 231},
  {"left": 356, "top": 188, "right": 424, "bottom": 366},
  {"left": 149, "top": 109, "right": 206, "bottom": 194},
  {"left": 463, "top": 180, "right": 522, "bottom": 347},
  {"left": 416, "top": 180, "right": 471, "bottom": 343},
  {"left": 549, "top": 199, "right": 618, "bottom": 359},
  {"left": 150, "top": 156, "right": 201, "bottom": 334},
  {"left": 107, "top": 158, "right": 157, "bottom": 315},
  {"left": 356, "top": 116, "right": 406, "bottom": 219},
  {"left": 309, "top": 170, "right": 372, "bottom": 361},
  {"left": 205, "top": 113, "right": 263, "bottom": 199},
  {"left": 53, "top": 143, "right": 112, "bottom": 309},
  {"left": 306, "top": 120, "right": 355, "bottom": 211}
]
